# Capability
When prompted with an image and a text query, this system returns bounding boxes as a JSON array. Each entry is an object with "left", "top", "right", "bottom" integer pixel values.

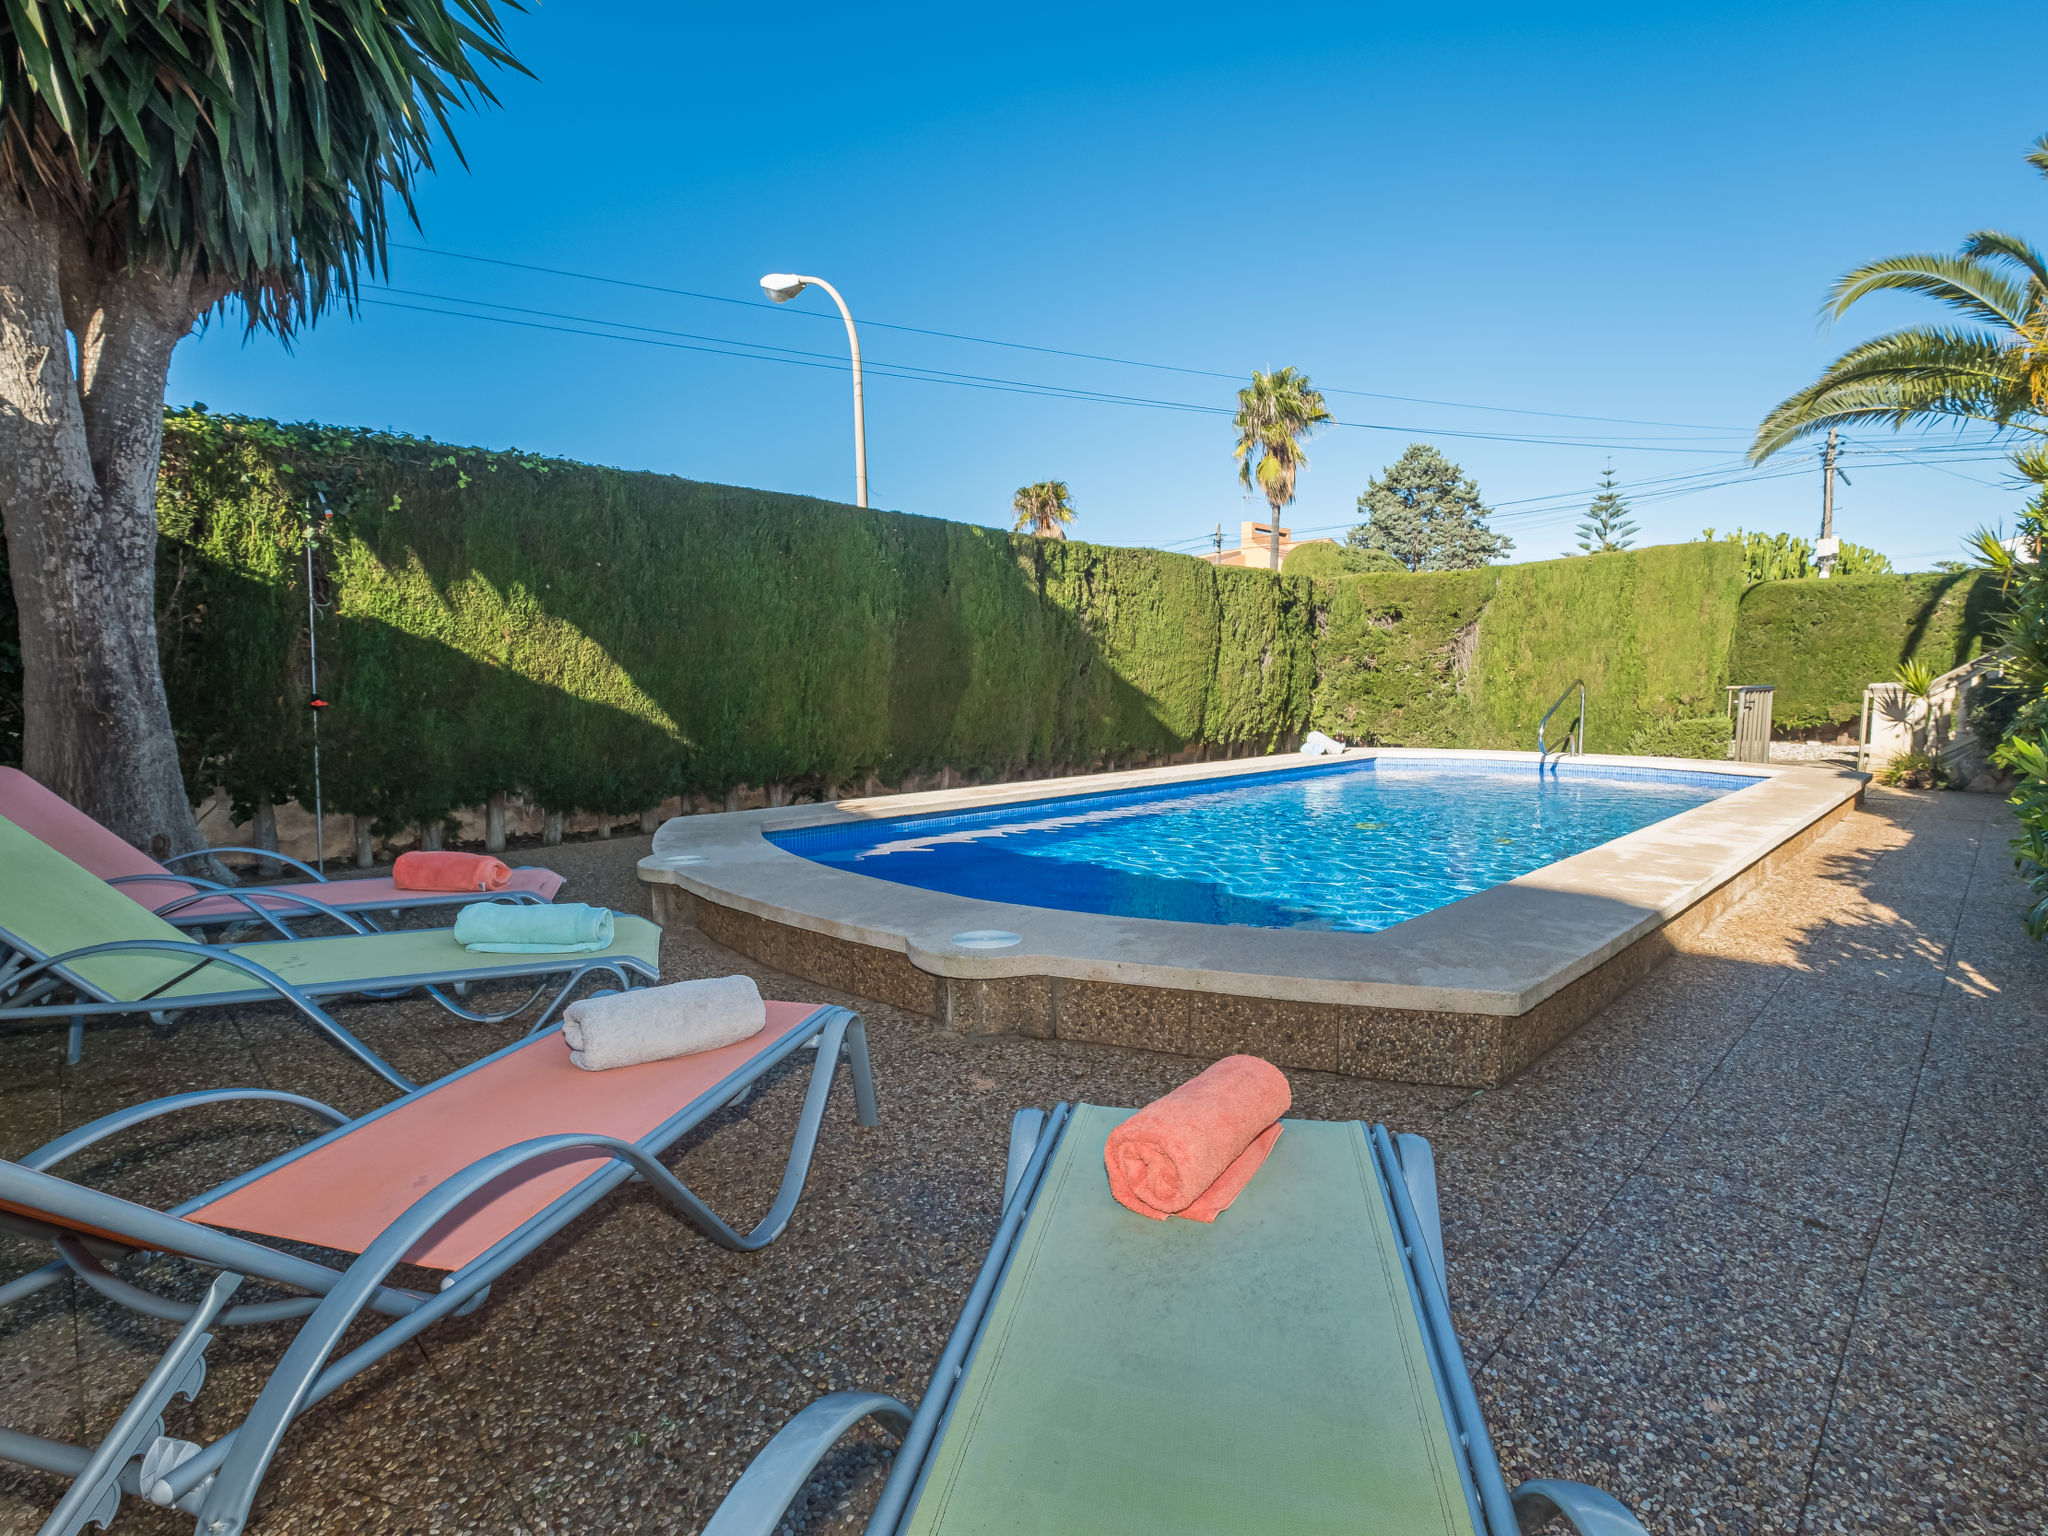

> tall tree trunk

[{"left": 0, "top": 196, "right": 206, "bottom": 855}]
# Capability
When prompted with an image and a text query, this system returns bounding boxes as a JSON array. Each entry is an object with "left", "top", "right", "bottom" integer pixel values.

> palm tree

[
  {"left": 0, "top": 2, "right": 521, "bottom": 857},
  {"left": 1752, "top": 136, "right": 2048, "bottom": 480},
  {"left": 1233, "top": 367, "right": 1331, "bottom": 570},
  {"left": 1012, "top": 480, "right": 1076, "bottom": 539}
]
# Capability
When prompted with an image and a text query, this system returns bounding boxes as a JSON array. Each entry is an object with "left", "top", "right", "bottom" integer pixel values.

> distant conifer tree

[{"left": 1575, "top": 463, "right": 1639, "bottom": 552}]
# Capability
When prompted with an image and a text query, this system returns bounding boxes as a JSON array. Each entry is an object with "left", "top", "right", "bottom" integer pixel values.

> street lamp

[{"left": 760, "top": 272, "right": 867, "bottom": 508}]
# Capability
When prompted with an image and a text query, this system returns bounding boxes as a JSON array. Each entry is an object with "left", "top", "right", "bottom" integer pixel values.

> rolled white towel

[
  {"left": 1300, "top": 729, "right": 1347, "bottom": 757},
  {"left": 561, "top": 975, "right": 767, "bottom": 1071}
]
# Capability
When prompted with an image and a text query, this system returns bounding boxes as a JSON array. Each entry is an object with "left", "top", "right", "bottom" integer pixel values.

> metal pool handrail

[{"left": 1537, "top": 680, "right": 1586, "bottom": 762}]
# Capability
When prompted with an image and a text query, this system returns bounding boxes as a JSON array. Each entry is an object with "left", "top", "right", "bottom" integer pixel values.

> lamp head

[{"left": 759, "top": 273, "right": 808, "bottom": 303}]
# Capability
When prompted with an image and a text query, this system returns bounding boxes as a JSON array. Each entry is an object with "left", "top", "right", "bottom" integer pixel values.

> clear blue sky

[{"left": 168, "top": 0, "right": 2048, "bottom": 570}]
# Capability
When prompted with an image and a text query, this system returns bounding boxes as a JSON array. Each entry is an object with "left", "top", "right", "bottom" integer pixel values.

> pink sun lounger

[
  {"left": 0, "top": 1000, "right": 878, "bottom": 1534},
  {"left": 0, "top": 767, "right": 565, "bottom": 934}
]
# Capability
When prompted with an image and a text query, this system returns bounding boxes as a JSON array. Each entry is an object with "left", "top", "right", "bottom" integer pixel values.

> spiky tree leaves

[
  {"left": 0, "top": 1, "right": 520, "bottom": 852},
  {"left": 1011, "top": 480, "right": 1075, "bottom": 539},
  {"left": 1752, "top": 136, "right": 2048, "bottom": 473}
]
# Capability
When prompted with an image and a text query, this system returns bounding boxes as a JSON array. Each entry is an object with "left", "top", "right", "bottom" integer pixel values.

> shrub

[
  {"left": 1996, "top": 733, "right": 2048, "bottom": 937},
  {"left": 1625, "top": 714, "right": 1733, "bottom": 760},
  {"left": 1873, "top": 750, "right": 1945, "bottom": 789},
  {"left": 1282, "top": 540, "right": 1403, "bottom": 577},
  {"left": 1702, "top": 528, "right": 1893, "bottom": 581}
]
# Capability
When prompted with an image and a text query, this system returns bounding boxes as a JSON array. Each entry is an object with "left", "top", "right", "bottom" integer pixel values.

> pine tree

[
  {"left": 1347, "top": 444, "right": 1513, "bottom": 571},
  {"left": 1575, "top": 464, "right": 1638, "bottom": 552}
]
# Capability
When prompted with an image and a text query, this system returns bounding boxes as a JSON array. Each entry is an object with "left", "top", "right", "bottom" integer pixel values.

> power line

[
  {"left": 1152, "top": 450, "right": 2014, "bottom": 555},
  {"left": 386, "top": 242, "right": 1747, "bottom": 435},
  {"left": 360, "top": 290, "right": 1759, "bottom": 455}
]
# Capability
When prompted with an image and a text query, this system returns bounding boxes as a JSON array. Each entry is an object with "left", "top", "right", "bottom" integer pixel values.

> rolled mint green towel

[{"left": 454, "top": 901, "right": 614, "bottom": 954}]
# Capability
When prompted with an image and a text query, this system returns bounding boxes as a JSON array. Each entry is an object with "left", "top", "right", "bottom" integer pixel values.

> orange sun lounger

[{"left": 0, "top": 1001, "right": 877, "bottom": 1535}]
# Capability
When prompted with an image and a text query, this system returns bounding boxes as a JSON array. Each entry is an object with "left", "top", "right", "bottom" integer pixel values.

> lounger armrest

[
  {"left": 108, "top": 872, "right": 232, "bottom": 893},
  {"left": 161, "top": 847, "right": 331, "bottom": 883},
  {"left": 701, "top": 1393, "right": 912, "bottom": 1536},
  {"left": 147, "top": 886, "right": 371, "bottom": 933},
  {"left": 1511, "top": 1479, "right": 1652, "bottom": 1535},
  {"left": 1392, "top": 1131, "right": 1448, "bottom": 1299},
  {"left": 1004, "top": 1108, "right": 1047, "bottom": 1212},
  {"left": 21, "top": 1089, "right": 352, "bottom": 1173}
]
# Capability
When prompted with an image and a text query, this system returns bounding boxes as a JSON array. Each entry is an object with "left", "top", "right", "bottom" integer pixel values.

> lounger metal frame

[
  {"left": 704, "top": 1104, "right": 1651, "bottom": 1536},
  {"left": 0, "top": 923, "right": 659, "bottom": 1091},
  {"left": 0, "top": 1005, "right": 877, "bottom": 1536}
]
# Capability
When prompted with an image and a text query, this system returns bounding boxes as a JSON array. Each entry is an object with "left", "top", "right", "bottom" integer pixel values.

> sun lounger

[
  {"left": 0, "top": 1001, "right": 877, "bottom": 1536},
  {"left": 703, "top": 1103, "right": 1650, "bottom": 1536},
  {"left": 0, "top": 814, "right": 657, "bottom": 1088},
  {"left": 0, "top": 768, "right": 565, "bottom": 936}
]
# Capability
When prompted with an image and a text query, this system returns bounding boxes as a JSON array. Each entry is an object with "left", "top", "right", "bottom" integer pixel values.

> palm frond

[
  {"left": 0, "top": 0, "right": 527, "bottom": 334},
  {"left": 1824, "top": 253, "right": 2029, "bottom": 330},
  {"left": 1231, "top": 366, "right": 1329, "bottom": 510},
  {"left": 1960, "top": 228, "right": 2048, "bottom": 295},
  {"left": 1751, "top": 327, "right": 2038, "bottom": 460},
  {"left": 1968, "top": 524, "right": 2019, "bottom": 577},
  {"left": 2028, "top": 132, "right": 2048, "bottom": 184}
]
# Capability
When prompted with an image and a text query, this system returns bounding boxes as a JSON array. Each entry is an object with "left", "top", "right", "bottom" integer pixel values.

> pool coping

[{"left": 637, "top": 749, "right": 1866, "bottom": 1083}]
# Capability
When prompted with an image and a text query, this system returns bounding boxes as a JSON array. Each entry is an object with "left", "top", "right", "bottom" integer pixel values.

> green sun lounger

[
  {"left": 704, "top": 1104, "right": 1651, "bottom": 1536},
  {"left": 0, "top": 815, "right": 659, "bottom": 1092}
]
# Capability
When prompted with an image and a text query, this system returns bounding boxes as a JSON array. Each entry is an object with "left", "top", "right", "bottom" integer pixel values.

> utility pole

[
  {"left": 1817, "top": 426, "right": 1839, "bottom": 579},
  {"left": 1213, "top": 522, "right": 1223, "bottom": 557}
]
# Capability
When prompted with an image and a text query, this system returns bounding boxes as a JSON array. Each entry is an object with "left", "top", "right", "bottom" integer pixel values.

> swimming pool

[{"left": 768, "top": 757, "right": 1761, "bottom": 933}]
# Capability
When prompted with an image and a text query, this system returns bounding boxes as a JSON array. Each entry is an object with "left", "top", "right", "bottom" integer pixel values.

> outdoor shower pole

[
  {"left": 760, "top": 273, "right": 867, "bottom": 507},
  {"left": 304, "top": 523, "right": 325, "bottom": 873}
]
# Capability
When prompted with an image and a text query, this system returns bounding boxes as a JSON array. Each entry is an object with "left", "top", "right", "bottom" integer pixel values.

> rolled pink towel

[
  {"left": 393, "top": 851, "right": 511, "bottom": 891},
  {"left": 1104, "top": 1055, "right": 1291, "bottom": 1223}
]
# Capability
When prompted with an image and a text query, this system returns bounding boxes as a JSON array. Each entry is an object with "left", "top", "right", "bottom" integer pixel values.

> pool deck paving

[{"left": 1, "top": 784, "right": 2042, "bottom": 1534}]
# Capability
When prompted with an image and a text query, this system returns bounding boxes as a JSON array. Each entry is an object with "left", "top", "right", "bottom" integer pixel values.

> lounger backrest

[
  {"left": 0, "top": 767, "right": 197, "bottom": 908},
  {"left": 0, "top": 814, "right": 200, "bottom": 1000}
]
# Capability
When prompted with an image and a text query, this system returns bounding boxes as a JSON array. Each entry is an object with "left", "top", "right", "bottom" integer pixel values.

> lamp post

[{"left": 760, "top": 273, "right": 867, "bottom": 508}]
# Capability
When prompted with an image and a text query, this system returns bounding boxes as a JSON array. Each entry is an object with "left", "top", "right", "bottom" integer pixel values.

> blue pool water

[{"left": 769, "top": 758, "right": 1759, "bottom": 933}]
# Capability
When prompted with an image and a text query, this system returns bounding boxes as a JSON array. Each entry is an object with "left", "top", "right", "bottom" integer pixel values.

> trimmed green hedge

[
  {"left": 0, "top": 412, "right": 2012, "bottom": 815},
  {"left": 150, "top": 412, "right": 1315, "bottom": 826},
  {"left": 1308, "top": 542, "right": 1746, "bottom": 752},
  {"left": 1728, "top": 572, "right": 2005, "bottom": 731}
]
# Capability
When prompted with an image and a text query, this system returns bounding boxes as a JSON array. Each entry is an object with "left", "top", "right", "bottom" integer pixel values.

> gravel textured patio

[{"left": 2, "top": 784, "right": 2042, "bottom": 1535}]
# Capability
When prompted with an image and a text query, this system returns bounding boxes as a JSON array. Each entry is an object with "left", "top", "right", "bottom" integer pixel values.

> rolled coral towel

[
  {"left": 561, "top": 975, "right": 766, "bottom": 1070},
  {"left": 392, "top": 851, "right": 513, "bottom": 891},
  {"left": 1104, "top": 1054, "right": 1291, "bottom": 1223},
  {"left": 453, "top": 901, "right": 613, "bottom": 953}
]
